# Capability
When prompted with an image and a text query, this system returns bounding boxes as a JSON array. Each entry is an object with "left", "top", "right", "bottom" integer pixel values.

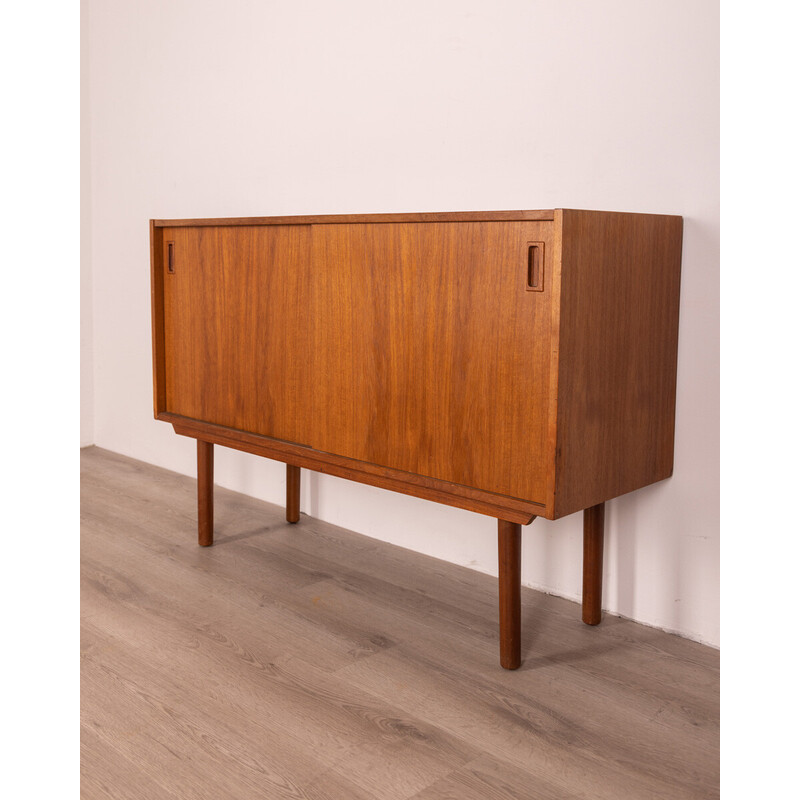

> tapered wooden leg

[
  {"left": 286, "top": 464, "right": 300, "bottom": 524},
  {"left": 197, "top": 440, "right": 214, "bottom": 547},
  {"left": 498, "top": 519, "right": 522, "bottom": 669},
  {"left": 582, "top": 502, "right": 605, "bottom": 625}
]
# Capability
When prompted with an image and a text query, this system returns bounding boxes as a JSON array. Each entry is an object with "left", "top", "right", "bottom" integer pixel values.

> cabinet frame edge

[{"left": 150, "top": 220, "right": 167, "bottom": 417}]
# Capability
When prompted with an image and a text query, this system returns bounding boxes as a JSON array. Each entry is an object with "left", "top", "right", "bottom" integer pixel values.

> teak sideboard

[{"left": 150, "top": 209, "right": 683, "bottom": 669}]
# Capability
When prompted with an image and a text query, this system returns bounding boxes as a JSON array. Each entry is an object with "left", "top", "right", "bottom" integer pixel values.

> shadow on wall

[
  {"left": 308, "top": 471, "right": 320, "bottom": 520},
  {"left": 612, "top": 482, "right": 690, "bottom": 636},
  {"left": 611, "top": 494, "right": 638, "bottom": 624}
]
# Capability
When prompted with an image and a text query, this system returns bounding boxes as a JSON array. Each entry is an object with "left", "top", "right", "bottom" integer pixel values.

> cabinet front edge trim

[
  {"left": 159, "top": 413, "right": 547, "bottom": 524},
  {"left": 151, "top": 210, "right": 556, "bottom": 227}
]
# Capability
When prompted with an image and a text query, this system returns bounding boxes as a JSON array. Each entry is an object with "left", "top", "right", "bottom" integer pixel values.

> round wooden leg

[
  {"left": 197, "top": 440, "right": 214, "bottom": 547},
  {"left": 582, "top": 502, "right": 605, "bottom": 625},
  {"left": 286, "top": 464, "right": 300, "bottom": 524},
  {"left": 498, "top": 519, "right": 522, "bottom": 669}
]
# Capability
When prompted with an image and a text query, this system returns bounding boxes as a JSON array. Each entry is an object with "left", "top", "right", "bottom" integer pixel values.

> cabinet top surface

[
  {"left": 151, "top": 209, "right": 682, "bottom": 228},
  {"left": 152, "top": 210, "right": 556, "bottom": 227}
]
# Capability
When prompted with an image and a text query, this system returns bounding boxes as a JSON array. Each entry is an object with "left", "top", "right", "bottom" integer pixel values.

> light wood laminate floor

[{"left": 81, "top": 447, "right": 719, "bottom": 799}]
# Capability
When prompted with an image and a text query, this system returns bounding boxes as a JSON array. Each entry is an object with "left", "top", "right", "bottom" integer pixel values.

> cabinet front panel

[
  {"left": 162, "top": 224, "right": 313, "bottom": 447},
  {"left": 162, "top": 221, "right": 553, "bottom": 502}
]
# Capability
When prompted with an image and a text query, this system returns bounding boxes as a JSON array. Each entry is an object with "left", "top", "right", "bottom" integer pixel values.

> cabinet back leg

[
  {"left": 197, "top": 440, "right": 214, "bottom": 547},
  {"left": 286, "top": 465, "right": 300, "bottom": 523},
  {"left": 498, "top": 519, "right": 522, "bottom": 669},
  {"left": 582, "top": 502, "right": 605, "bottom": 624}
]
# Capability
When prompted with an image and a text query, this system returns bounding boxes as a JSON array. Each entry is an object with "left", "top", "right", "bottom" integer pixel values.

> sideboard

[{"left": 150, "top": 209, "right": 683, "bottom": 669}]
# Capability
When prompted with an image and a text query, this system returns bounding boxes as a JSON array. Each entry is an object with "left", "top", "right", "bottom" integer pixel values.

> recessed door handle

[{"left": 527, "top": 243, "right": 544, "bottom": 291}]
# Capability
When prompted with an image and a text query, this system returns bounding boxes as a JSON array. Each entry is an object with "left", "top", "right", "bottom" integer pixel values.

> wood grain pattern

[
  {"left": 308, "top": 221, "right": 552, "bottom": 501},
  {"left": 151, "top": 208, "right": 683, "bottom": 521},
  {"left": 552, "top": 209, "right": 683, "bottom": 518},
  {"left": 81, "top": 447, "right": 719, "bottom": 800},
  {"left": 160, "top": 220, "right": 553, "bottom": 504},
  {"left": 162, "top": 224, "right": 312, "bottom": 446}
]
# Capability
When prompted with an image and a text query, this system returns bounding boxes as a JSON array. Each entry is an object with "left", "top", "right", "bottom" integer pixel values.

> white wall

[
  {"left": 85, "top": 0, "right": 719, "bottom": 646},
  {"left": 81, "top": 0, "right": 94, "bottom": 448}
]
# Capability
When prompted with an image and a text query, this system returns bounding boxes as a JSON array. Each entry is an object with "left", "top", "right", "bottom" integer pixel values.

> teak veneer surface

[
  {"left": 161, "top": 220, "right": 551, "bottom": 503},
  {"left": 151, "top": 208, "right": 682, "bottom": 521},
  {"left": 552, "top": 210, "right": 683, "bottom": 517}
]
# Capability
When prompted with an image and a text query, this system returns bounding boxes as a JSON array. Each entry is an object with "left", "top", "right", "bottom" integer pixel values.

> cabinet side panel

[{"left": 553, "top": 210, "right": 683, "bottom": 518}]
